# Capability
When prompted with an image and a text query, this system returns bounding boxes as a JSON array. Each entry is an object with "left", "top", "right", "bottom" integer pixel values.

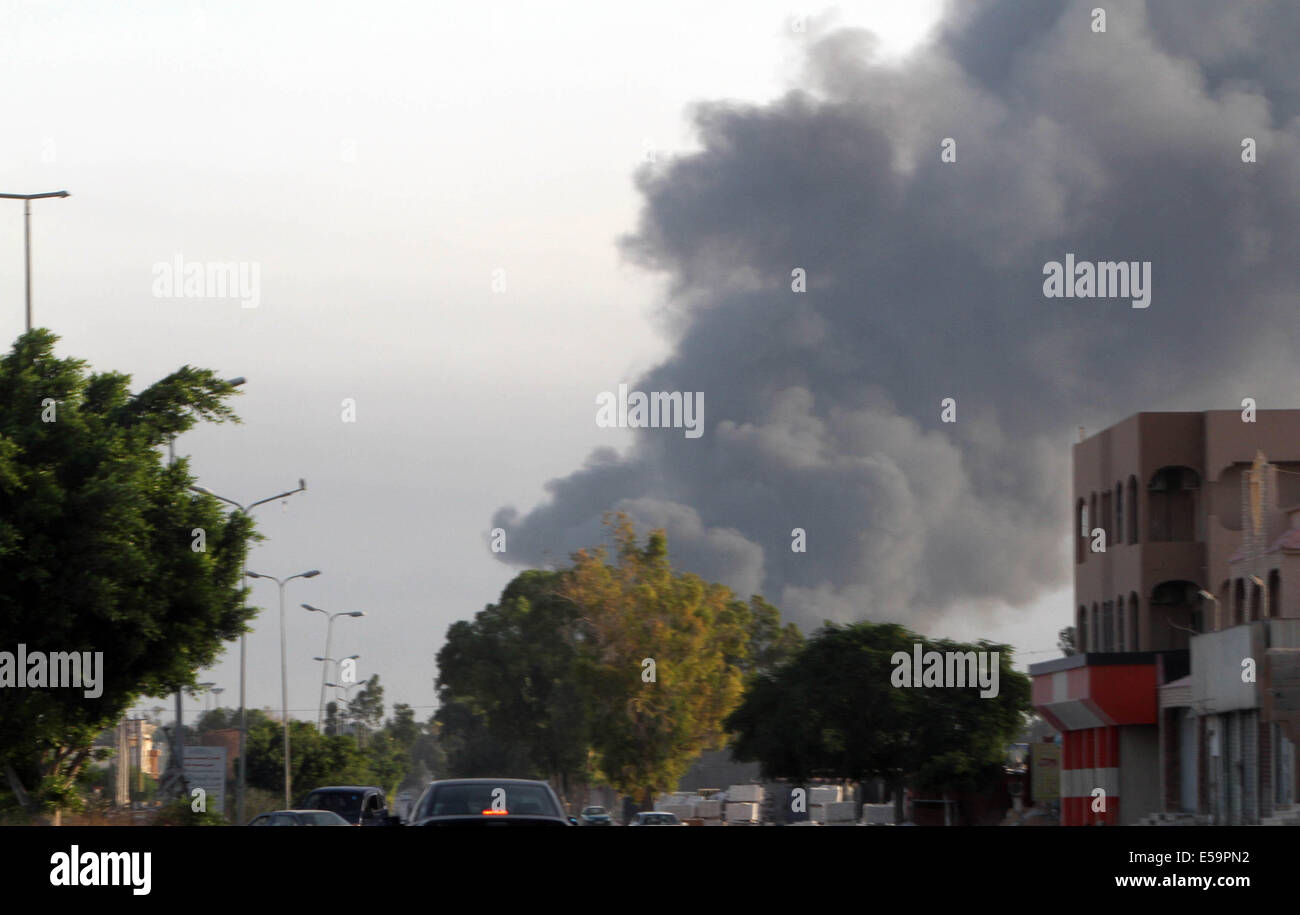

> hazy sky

[
  {"left": 1, "top": 1, "right": 962, "bottom": 720},
  {"left": 29, "top": 0, "right": 1294, "bottom": 727}
]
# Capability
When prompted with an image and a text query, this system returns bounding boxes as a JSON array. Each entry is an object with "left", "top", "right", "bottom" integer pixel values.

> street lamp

[
  {"left": 246, "top": 568, "right": 320, "bottom": 807},
  {"left": 303, "top": 604, "right": 365, "bottom": 731},
  {"left": 1198, "top": 590, "right": 1221, "bottom": 631},
  {"left": 1250, "top": 575, "right": 1269, "bottom": 620},
  {"left": 196, "top": 682, "right": 216, "bottom": 715},
  {"left": 0, "top": 190, "right": 70, "bottom": 331},
  {"left": 325, "top": 682, "right": 363, "bottom": 743},
  {"left": 189, "top": 474, "right": 306, "bottom": 824}
]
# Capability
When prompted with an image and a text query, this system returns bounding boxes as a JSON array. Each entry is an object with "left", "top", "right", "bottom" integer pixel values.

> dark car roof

[
  {"left": 411, "top": 779, "right": 568, "bottom": 824},
  {"left": 305, "top": 785, "right": 383, "bottom": 793},
  {"left": 424, "top": 778, "right": 551, "bottom": 785}
]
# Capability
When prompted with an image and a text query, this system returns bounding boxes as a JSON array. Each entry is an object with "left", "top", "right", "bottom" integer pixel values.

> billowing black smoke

[{"left": 493, "top": 0, "right": 1300, "bottom": 633}]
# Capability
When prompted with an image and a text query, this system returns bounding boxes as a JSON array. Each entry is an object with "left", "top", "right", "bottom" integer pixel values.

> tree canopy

[
  {"left": 436, "top": 514, "right": 804, "bottom": 806},
  {"left": 0, "top": 330, "right": 255, "bottom": 819},
  {"left": 726, "top": 621, "right": 1030, "bottom": 806}
]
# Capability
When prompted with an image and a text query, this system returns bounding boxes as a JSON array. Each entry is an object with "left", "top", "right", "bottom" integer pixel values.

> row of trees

[
  {"left": 435, "top": 515, "right": 803, "bottom": 807},
  {"left": 726, "top": 623, "right": 1030, "bottom": 818},
  {"left": 438, "top": 517, "right": 1031, "bottom": 814},
  {"left": 0, "top": 331, "right": 1034, "bottom": 822}
]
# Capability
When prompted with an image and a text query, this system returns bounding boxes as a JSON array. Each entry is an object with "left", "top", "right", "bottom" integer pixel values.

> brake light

[{"left": 481, "top": 809, "right": 508, "bottom": 815}]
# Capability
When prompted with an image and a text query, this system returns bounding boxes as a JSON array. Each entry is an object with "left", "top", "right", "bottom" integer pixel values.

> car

[
  {"left": 247, "top": 809, "right": 353, "bottom": 826},
  {"left": 407, "top": 778, "right": 572, "bottom": 827},
  {"left": 579, "top": 805, "right": 613, "bottom": 826},
  {"left": 627, "top": 812, "right": 685, "bottom": 826},
  {"left": 299, "top": 786, "right": 398, "bottom": 826}
]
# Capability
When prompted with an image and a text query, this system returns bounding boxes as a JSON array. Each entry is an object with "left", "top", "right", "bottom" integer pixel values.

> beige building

[{"left": 1035, "top": 411, "right": 1300, "bottom": 824}]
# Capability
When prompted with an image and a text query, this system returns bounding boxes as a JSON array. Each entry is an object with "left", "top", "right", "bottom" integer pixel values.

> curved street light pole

[
  {"left": 303, "top": 604, "right": 365, "bottom": 731},
  {"left": 0, "top": 191, "right": 70, "bottom": 332},
  {"left": 245, "top": 568, "right": 320, "bottom": 809},
  {"left": 190, "top": 478, "right": 305, "bottom": 824}
]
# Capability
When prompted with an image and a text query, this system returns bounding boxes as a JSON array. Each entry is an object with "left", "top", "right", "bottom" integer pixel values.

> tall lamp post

[
  {"left": 0, "top": 191, "right": 70, "bottom": 331},
  {"left": 303, "top": 604, "right": 365, "bottom": 731},
  {"left": 191, "top": 477, "right": 306, "bottom": 824},
  {"left": 247, "top": 568, "right": 320, "bottom": 808},
  {"left": 326, "top": 682, "right": 363, "bottom": 743},
  {"left": 315, "top": 657, "right": 359, "bottom": 733},
  {"left": 196, "top": 682, "right": 216, "bottom": 716}
]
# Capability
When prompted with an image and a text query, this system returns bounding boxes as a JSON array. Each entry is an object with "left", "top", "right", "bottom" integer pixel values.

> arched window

[
  {"left": 1116, "top": 482, "right": 1124, "bottom": 546},
  {"left": 1269, "top": 569, "right": 1281, "bottom": 618},
  {"left": 1250, "top": 579, "right": 1262, "bottom": 621},
  {"left": 1116, "top": 596, "right": 1125, "bottom": 651},
  {"left": 1127, "top": 476, "right": 1139, "bottom": 543},
  {"left": 1101, "top": 491, "right": 1112, "bottom": 546},
  {"left": 1234, "top": 578, "right": 1246, "bottom": 625},
  {"left": 1150, "top": 581, "right": 1199, "bottom": 650},
  {"left": 1148, "top": 467, "right": 1199, "bottom": 542}
]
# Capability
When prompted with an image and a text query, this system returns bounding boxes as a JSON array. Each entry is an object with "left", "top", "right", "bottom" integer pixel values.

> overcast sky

[{"left": 9, "top": 0, "right": 1295, "bottom": 723}]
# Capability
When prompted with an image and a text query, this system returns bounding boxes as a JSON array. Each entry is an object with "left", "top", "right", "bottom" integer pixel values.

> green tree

[
  {"left": 323, "top": 701, "right": 341, "bottom": 737},
  {"left": 243, "top": 714, "right": 373, "bottom": 798},
  {"left": 0, "top": 330, "right": 255, "bottom": 822},
  {"left": 386, "top": 703, "right": 419, "bottom": 749},
  {"left": 563, "top": 515, "right": 754, "bottom": 807},
  {"left": 345, "top": 674, "right": 384, "bottom": 745},
  {"left": 726, "top": 621, "right": 1031, "bottom": 820},
  {"left": 435, "top": 569, "right": 590, "bottom": 800}
]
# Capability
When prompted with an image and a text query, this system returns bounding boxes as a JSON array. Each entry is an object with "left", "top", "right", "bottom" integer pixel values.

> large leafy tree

[
  {"left": 0, "top": 330, "right": 255, "bottom": 821},
  {"left": 435, "top": 569, "right": 590, "bottom": 799},
  {"left": 726, "top": 621, "right": 1030, "bottom": 819},
  {"left": 436, "top": 516, "right": 803, "bottom": 808},
  {"left": 242, "top": 713, "right": 375, "bottom": 798},
  {"left": 561, "top": 515, "right": 767, "bottom": 806}
]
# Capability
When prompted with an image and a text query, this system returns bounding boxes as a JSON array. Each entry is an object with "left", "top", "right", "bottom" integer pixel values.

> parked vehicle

[
  {"left": 300, "top": 786, "right": 399, "bottom": 826},
  {"left": 247, "top": 809, "right": 352, "bottom": 826},
  {"left": 579, "top": 805, "right": 613, "bottom": 826},
  {"left": 627, "top": 812, "right": 685, "bottom": 826},
  {"left": 407, "top": 778, "right": 572, "bottom": 827}
]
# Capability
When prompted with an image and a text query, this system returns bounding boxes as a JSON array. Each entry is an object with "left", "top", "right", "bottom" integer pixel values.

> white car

[{"left": 627, "top": 812, "right": 685, "bottom": 826}]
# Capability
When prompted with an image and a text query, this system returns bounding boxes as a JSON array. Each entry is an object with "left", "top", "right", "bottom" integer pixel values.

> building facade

[{"left": 1032, "top": 411, "right": 1300, "bottom": 824}]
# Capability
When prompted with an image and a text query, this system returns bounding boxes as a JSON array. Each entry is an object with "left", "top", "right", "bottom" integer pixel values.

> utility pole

[{"left": 0, "top": 191, "right": 70, "bottom": 331}]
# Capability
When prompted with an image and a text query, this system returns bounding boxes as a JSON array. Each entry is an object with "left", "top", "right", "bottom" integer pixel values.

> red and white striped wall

[{"left": 1061, "top": 726, "right": 1120, "bottom": 825}]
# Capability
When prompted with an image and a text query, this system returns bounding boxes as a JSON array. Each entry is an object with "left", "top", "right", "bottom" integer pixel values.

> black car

[
  {"left": 408, "top": 778, "right": 572, "bottom": 827},
  {"left": 247, "top": 809, "right": 352, "bottom": 826},
  {"left": 300, "top": 786, "right": 397, "bottom": 826}
]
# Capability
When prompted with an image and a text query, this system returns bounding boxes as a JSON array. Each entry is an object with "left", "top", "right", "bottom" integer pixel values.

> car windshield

[
  {"left": 582, "top": 807, "right": 606, "bottom": 815},
  {"left": 419, "top": 783, "right": 560, "bottom": 818},
  {"left": 642, "top": 814, "right": 677, "bottom": 824},
  {"left": 298, "top": 811, "right": 347, "bottom": 826},
  {"left": 303, "top": 791, "right": 364, "bottom": 820}
]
